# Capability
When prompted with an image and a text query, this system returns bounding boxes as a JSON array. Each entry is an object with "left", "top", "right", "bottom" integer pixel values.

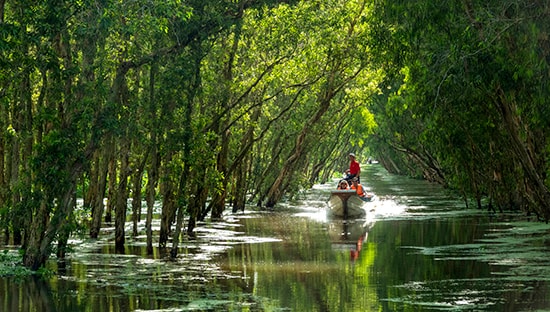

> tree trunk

[
  {"left": 232, "top": 154, "right": 249, "bottom": 213},
  {"left": 20, "top": 56, "right": 34, "bottom": 247},
  {"left": 146, "top": 149, "right": 159, "bottom": 255},
  {"left": 210, "top": 14, "right": 243, "bottom": 220},
  {"left": 171, "top": 41, "right": 201, "bottom": 256},
  {"left": 266, "top": 97, "right": 332, "bottom": 207},
  {"left": 24, "top": 175, "right": 78, "bottom": 270},
  {"left": 253, "top": 135, "right": 286, "bottom": 206},
  {"left": 23, "top": 199, "right": 50, "bottom": 270},
  {"left": 9, "top": 107, "right": 22, "bottom": 246},
  {"left": 494, "top": 86, "right": 550, "bottom": 220},
  {"left": 85, "top": 149, "right": 99, "bottom": 212},
  {"left": 115, "top": 139, "right": 131, "bottom": 253},
  {"left": 145, "top": 62, "right": 159, "bottom": 255},
  {"left": 8, "top": 36, "right": 27, "bottom": 244},
  {"left": 57, "top": 194, "right": 76, "bottom": 260},
  {"left": 89, "top": 140, "right": 112, "bottom": 238},
  {"left": 79, "top": 0, "right": 105, "bottom": 230},
  {"left": 159, "top": 162, "right": 176, "bottom": 249},
  {"left": 196, "top": 183, "right": 210, "bottom": 221},
  {"left": 230, "top": 107, "right": 259, "bottom": 213},
  {"left": 170, "top": 165, "right": 191, "bottom": 258},
  {"left": 87, "top": 151, "right": 101, "bottom": 236},
  {"left": 210, "top": 129, "right": 230, "bottom": 220},
  {"left": 112, "top": 55, "right": 132, "bottom": 252},
  {"left": 0, "top": 107, "right": 5, "bottom": 243},
  {"left": 105, "top": 156, "right": 116, "bottom": 223},
  {"left": 131, "top": 153, "right": 147, "bottom": 237}
]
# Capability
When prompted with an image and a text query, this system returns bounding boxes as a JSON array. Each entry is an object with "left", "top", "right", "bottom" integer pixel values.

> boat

[{"left": 327, "top": 190, "right": 374, "bottom": 218}]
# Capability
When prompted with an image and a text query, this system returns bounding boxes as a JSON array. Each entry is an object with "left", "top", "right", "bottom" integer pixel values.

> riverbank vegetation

[
  {"left": 368, "top": 0, "right": 550, "bottom": 219},
  {"left": 0, "top": 0, "right": 548, "bottom": 271},
  {"left": 0, "top": 0, "right": 379, "bottom": 270}
]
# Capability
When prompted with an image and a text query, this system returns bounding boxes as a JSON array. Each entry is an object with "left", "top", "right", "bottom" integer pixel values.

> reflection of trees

[
  {"left": 0, "top": 276, "right": 58, "bottom": 312},
  {"left": 369, "top": 219, "right": 493, "bottom": 311}
]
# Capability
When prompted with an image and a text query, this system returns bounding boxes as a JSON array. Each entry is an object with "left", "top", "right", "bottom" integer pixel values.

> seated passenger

[
  {"left": 350, "top": 178, "right": 370, "bottom": 201},
  {"left": 337, "top": 180, "right": 349, "bottom": 190}
]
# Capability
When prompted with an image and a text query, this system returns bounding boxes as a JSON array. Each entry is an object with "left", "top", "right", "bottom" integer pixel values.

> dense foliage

[
  {"left": 0, "top": 0, "right": 378, "bottom": 269},
  {"left": 368, "top": 0, "right": 550, "bottom": 218}
]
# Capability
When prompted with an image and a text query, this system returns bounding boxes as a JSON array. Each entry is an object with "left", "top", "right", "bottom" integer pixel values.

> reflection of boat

[
  {"left": 327, "top": 219, "right": 371, "bottom": 261},
  {"left": 327, "top": 190, "right": 374, "bottom": 218},
  {"left": 328, "top": 219, "right": 369, "bottom": 243}
]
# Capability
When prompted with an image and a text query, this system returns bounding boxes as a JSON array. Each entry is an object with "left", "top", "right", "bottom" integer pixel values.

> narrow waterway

[{"left": 2, "top": 164, "right": 550, "bottom": 311}]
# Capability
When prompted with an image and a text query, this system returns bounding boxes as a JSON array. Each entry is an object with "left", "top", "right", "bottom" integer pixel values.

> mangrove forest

[{"left": 0, "top": 0, "right": 549, "bottom": 272}]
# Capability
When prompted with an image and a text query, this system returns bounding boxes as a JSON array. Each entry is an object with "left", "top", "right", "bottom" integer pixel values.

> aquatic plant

[{"left": 0, "top": 250, "right": 32, "bottom": 278}]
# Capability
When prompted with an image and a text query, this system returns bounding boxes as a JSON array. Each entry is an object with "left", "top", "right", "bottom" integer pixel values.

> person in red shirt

[{"left": 345, "top": 153, "right": 361, "bottom": 185}]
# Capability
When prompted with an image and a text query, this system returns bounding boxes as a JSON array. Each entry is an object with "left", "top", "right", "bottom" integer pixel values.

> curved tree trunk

[
  {"left": 494, "top": 86, "right": 550, "bottom": 220},
  {"left": 229, "top": 105, "right": 261, "bottom": 213},
  {"left": 24, "top": 172, "right": 80, "bottom": 270},
  {"left": 265, "top": 96, "right": 332, "bottom": 207},
  {"left": 23, "top": 197, "right": 50, "bottom": 270}
]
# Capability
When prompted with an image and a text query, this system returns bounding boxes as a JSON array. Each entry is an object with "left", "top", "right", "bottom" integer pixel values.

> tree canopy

[
  {"left": 368, "top": 0, "right": 550, "bottom": 217},
  {"left": 0, "top": 0, "right": 379, "bottom": 269}
]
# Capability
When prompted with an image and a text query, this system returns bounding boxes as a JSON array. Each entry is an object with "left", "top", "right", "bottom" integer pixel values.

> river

[{"left": 2, "top": 164, "right": 550, "bottom": 311}]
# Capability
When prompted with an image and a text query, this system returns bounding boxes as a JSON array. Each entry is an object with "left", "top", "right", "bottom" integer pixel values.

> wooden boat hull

[{"left": 327, "top": 190, "right": 373, "bottom": 218}]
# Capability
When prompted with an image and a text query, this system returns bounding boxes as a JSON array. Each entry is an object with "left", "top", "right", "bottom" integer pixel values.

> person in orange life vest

[
  {"left": 345, "top": 153, "right": 361, "bottom": 185},
  {"left": 350, "top": 178, "right": 368, "bottom": 200},
  {"left": 337, "top": 180, "right": 349, "bottom": 190}
]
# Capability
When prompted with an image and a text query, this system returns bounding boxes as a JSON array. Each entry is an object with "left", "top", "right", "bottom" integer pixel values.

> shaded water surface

[{"left": 3, "top": 165, "right": 550, "bottom": 311}]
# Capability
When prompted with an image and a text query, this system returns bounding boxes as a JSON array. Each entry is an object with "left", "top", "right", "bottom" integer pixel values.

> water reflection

[{"left": 3, "top": 164, "right": 550, "bottom": 311}]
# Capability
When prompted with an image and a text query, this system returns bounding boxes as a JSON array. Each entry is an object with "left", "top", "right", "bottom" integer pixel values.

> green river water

[{"left": 2, "top": 164, "right": 550, "bottom": 311}]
